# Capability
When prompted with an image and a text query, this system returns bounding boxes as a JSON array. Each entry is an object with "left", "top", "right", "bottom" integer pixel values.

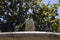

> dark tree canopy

[{"left": 0, "top": 0, "right": 60, "bottom": 32}]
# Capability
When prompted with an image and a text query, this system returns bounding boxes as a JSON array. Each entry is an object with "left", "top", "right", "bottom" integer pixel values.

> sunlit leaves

[
  {"left": 48, "top": 12, "right": 56, "bottom": 17},
  {"left": 48, "top": 7, "right": 52, "bottom": 12},
  {"left": 58, "top": 0, "right": 60, "bottom": 2},
  {"left": 31, "top": 0, "right": 59, "bottom": 32},
  {"left": 13, "top": 11, "right": 17, "bottom": 16},
  {"left": 57, "top": 27, "right": 60, "bottom": 32},
  {"left": 43, "top": 11, "right": 46, "bottom": 14},
  {"left": 53, "top": 4, "right": 58, "bottom": 9},
  {"left": 37, "top": 0, "right": 42, "bottom": 2},
  {"left": 44, "top": 5, "right": 48, "bottom": 9}
]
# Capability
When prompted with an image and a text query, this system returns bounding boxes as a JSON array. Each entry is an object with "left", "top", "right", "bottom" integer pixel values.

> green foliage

[
  {"left": 0, "top": 0, "right": 60, "bottom": 32},
  {"left": 13, "top": 11, "right": 17, "bottom": 16},
  {"left": 58, "top": 0, "right": 60, "bottom": 2}
]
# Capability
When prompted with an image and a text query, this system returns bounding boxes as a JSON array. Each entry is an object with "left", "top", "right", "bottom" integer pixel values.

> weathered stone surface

[
  {"left": 0, "top": 32, "right": 60, "bottom": 40},
  {"left": 25, "top": 18, "right": 35, "bottom": 31}
]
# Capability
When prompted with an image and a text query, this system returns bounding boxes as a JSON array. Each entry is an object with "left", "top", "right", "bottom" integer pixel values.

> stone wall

[{"left": 0, "top": 32, "right": 60, "bottom": 40}]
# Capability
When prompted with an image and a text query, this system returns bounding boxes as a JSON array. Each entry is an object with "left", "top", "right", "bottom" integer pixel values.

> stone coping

[
  {"left": 0, "top": 31, "right": 59, "bottom": 40},
  {"left": 0, "top": 31, "right": 60, "bottom": 35}
]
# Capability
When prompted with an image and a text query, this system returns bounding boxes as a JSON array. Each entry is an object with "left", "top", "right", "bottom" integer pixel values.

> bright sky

[{"left": 43, "top": 0, "right": 60, "bottom": 18}]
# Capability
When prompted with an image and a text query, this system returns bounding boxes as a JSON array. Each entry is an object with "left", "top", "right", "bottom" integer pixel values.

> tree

[
  {"left": 0, "top": 0, "right": 60, "bottom": 32},
  {"left": 0, "top": 0, "right": 26, "bottom": 32}
]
